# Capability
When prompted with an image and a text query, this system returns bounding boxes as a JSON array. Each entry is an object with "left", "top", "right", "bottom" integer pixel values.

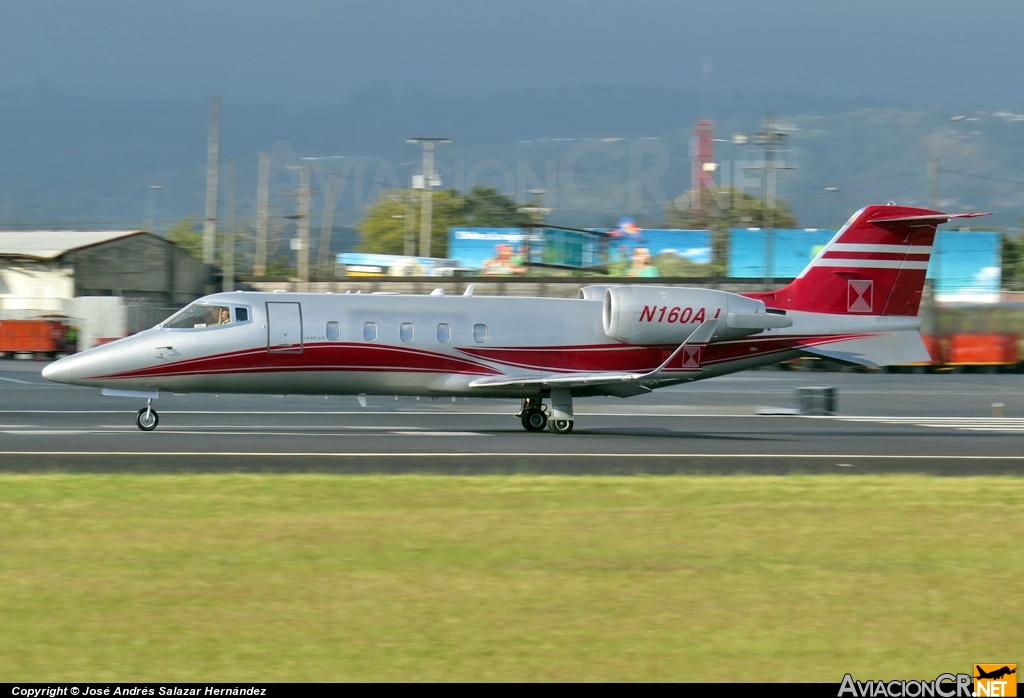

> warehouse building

[{"left": 0, "top": 230, "right": 214, "bottom": 349}]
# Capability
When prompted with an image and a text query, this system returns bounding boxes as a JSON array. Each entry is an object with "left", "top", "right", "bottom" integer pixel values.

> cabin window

[
  {"left": 164, "top": 303, "right": 232, "bottom": 329},
  {"left": 400, "top": 323, "right": 414, "bottom": 342},
  {"left": 437, "top": 323, "right": 451, "bottom": 343},
  {"left": 235, "top": 307, "right": 249, "bottom": 322},
  {"left": 326, "top": 321, "right": 341, "bottom": 341},
  {"left": 363, "top": 322, "right": 377, "bottom": 341},
  {"left": 473, "top": 323, "right": 487, "bottom": 343}
]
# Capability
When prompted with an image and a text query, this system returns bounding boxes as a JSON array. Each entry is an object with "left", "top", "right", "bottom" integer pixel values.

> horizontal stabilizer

[
  {"left": 870, "top": 212, "right": 991, "bottom": 224},
  {"left": 803, "top": 332, "right": 930, "bottom": 367}
]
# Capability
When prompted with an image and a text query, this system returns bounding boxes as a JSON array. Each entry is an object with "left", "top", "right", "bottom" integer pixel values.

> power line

[
  {"left": 939, "top": 168, "right": 1024, "bottom": 186},
  {"left": 779, "top": 171, "right": 917, "bottom": 195}
]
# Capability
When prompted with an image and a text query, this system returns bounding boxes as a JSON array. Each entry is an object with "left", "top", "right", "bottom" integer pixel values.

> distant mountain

[{"left": 1, "top": 85, "right": 1021, "bottom": 244}]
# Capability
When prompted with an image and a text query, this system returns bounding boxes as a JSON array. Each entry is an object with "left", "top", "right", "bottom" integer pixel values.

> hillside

[{"left": 1, "top": 85, "right": 1022, "bottom": 243}]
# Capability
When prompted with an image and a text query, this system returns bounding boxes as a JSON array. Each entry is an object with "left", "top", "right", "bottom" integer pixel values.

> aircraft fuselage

[{"left": 45, "top": 290, "right": 822, "bottom": 399}]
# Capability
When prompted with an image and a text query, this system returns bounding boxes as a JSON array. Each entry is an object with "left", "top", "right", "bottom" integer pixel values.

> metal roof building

[
  {"left": 0, "top": 230, "right": 150, "bottom": 260},
  {"left": 0, "top": 230, "right": 213, "bottom": 305}
]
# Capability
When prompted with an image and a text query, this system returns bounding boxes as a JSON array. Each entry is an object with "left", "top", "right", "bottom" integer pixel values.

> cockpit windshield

[{"left": 164, "top": 303, "right": 233, "bottom": 329}]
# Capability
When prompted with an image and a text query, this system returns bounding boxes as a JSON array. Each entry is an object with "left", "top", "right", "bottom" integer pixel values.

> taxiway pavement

[{"left": 2, "top": 359, "right": 1023, "bottom": 474}]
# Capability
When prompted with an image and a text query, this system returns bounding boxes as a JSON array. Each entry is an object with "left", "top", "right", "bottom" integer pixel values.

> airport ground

[{"left": 1, "top": 360, "right": 1023, "bottom": 681}]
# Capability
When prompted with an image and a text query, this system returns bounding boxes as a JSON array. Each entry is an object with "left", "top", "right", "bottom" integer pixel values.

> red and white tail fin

[{"left": 753, "top": 205, "right": 989, "bottom": 316}]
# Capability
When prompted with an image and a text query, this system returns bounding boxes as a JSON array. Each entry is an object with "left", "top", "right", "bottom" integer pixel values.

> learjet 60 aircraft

[{"left": 42, "top": 204, "right": 986, "bottom": 433}]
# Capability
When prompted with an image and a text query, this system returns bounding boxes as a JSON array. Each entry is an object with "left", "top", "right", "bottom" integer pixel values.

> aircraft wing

[{"left": 467, "top": 318, "right": 718, "bottom": 394}]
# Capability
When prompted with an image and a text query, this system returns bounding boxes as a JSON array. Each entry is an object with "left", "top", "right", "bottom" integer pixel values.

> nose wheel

[{"left": 136, "top": 400, "right": 159, "bottom": 431}]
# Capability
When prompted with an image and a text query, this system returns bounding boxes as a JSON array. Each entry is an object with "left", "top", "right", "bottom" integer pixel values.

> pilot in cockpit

[{"left": 218, "top": 308, "right": 231, "bottom": 325}]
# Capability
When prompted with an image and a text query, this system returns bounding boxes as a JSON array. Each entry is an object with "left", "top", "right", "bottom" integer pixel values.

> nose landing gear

[{"left": 136, "top": 399, "right": 159, "bottom": 431}]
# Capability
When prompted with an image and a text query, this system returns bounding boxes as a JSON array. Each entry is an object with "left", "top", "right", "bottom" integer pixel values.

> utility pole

[
  {"left": 928, "top": 157, "right": 942, "bottom": 297},
  {"left": 517, "top": 188, "right": 551, "bottom": 270},
  {"left": 928, "top": 158, "right": 940, "bottom": 209},
  {"left": 296, "top": 162, "right": 311, "bottom": 291},
  {"left": 736, "top": 111, "right": 793, "bottom": 289},
  {"left": 407, "top": 137, "right": 450, "bottom": 258},
  {"left": 143, "top": 185, "right": 162, "bottom": 232},
  {"left": 254, "top": 151, "right": 270, "bottom": 277},
  {"left": 762, "top": 111, "right": 781, "bottom": 289},
  {"left": 317, "top": 172, "right": 341, "bottom": 277},
  {"left": 203, "top": 96, "right": 221, "bottom": 265},
  {"left": 222, "top": 159, "right": 237, "bottom": 292},
  {"left": 402, "top": 192, "right": 416, "bottom": 257}
]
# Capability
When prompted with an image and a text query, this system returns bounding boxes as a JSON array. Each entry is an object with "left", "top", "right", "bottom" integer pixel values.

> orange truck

[
  {"left": 0, "top": 319, "right": 75, "bottom": 358},
  {"left": 947, "top": 333, "right": 1020, "bottom": 368}
]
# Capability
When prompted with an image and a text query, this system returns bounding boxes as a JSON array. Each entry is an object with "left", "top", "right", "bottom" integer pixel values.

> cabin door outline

[{"left": 266, "top": 302, "right": 303, "bottom": 353}]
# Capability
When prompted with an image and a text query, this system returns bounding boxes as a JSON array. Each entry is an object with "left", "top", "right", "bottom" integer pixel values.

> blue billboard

[
  {"left": 728, "top": 228, "right": 837, "bottom": 279},
  {"left": 929, "top": 231, "right": 1001, "bottom": 302},
  {"left": 596, "top": 221, "right": 712, "bottom": 277},
  {"left": 449, "top": 226, "right": 713, "bottom": 276},
  {"left": 448, "top": 228, "right": 539, "bottom": 274},
  {"left": 728, "top": 228, "right": 1001, "bottom": 302},
  {"left": 336, "top": 252, "right": 457, "bottom": 276}
]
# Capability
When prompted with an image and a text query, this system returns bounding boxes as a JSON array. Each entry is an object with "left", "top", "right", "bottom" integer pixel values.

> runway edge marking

[{"left": 3, "top": 451, "right": 1024, "bottom": 459}]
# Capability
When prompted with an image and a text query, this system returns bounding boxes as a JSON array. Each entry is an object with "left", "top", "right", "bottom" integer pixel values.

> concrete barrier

[{"left": 796, "top": 386, "right": 837, "bottom": 415}]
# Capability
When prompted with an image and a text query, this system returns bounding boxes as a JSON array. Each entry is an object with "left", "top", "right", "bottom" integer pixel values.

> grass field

[{"left": 1, "top": 474, "right": 1021, "bottom": 682}]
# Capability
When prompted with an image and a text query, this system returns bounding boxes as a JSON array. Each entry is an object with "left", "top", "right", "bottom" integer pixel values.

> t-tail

[
  {"left": 745, "top": 204, "right": 990, "bottom": 367},
  {"left": 751, "top": 204, "right": 989, "bottom": 316}
]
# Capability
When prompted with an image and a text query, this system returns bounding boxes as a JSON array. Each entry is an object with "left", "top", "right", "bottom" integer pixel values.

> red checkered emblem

[
  {"left": 681, "top": 346, "right": 702, "bottom": 369},
  {"left": 848, "top": 279, "right": 873, "bottom": 313}
]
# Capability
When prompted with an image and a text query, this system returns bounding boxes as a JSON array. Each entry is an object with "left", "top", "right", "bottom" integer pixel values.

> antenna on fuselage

[{"left": 463, "top": 284, "right": 475, "bottom": 296}]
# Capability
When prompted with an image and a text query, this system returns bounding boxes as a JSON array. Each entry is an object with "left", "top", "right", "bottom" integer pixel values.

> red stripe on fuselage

[
  {"left": 97, "top": 342, "right": 502, "bottom": 380},
  {"left": 96, "top": 334, "right": 876, "bottom": 382}
]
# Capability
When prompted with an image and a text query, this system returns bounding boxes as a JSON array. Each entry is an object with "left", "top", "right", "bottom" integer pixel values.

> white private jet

[{"left": 43, "top": 204, "right": 987, "bottom": 433}]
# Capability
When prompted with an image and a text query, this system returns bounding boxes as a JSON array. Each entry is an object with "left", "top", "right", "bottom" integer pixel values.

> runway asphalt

[{"left": 2, "top": 358, "right": 1024, "bottom": 474}]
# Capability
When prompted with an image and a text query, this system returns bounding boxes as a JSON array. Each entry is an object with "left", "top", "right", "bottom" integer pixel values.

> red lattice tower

[{"left": 691, "top": 119, "right": 716, "bottom": 211}]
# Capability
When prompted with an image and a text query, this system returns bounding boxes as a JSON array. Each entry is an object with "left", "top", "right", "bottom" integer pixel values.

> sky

[{"left": 3, "top": 0, "right": 1023, "bottom": 106}]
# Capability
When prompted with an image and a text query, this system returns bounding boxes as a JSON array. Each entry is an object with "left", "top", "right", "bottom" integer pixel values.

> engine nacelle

[{"left": 601, "top": 285, "right": 790, "bottom": 344}]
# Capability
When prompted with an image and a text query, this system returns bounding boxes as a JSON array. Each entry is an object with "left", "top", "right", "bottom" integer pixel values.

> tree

[
  {"left": 166, "top": 217, "right": 203, "bottom": 259},
  {"left": 665, "top": 187, "right": 799, "bottom": 230},
  {"left": 462, "top": 185, "right": 534, "bottom": 228},
  {"left": 1004, "top": 227, "right": 1024, "bottom": 292},
  {"left": 665, "top": 188, "right": 799, "bottom": 276},
  {"left": 357, "top": 186, "right": 531, "bottom": 258}
]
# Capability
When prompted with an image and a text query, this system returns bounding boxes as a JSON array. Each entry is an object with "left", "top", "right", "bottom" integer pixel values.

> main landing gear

[
  {"left": 518, "top": 389, "right": 574, "bottom": 434},
  {"left": 520, "top": 401, "right": 548, "bottom": 432},
  {"left": 136, "top": 399, "right": 159, "bottom": 431}
]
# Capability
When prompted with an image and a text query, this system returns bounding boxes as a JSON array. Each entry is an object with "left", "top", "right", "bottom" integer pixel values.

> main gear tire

[
  {"left": 548, "top": 418, "right": 573, "bottom": 434},
  {"left": 521, "top": 409, "right": 548, "bottom": 432}
]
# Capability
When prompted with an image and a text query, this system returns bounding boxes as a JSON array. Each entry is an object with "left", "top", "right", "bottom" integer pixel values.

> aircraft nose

[{"left": 42, "top": 356, "right": 74, "bottom": 383}]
